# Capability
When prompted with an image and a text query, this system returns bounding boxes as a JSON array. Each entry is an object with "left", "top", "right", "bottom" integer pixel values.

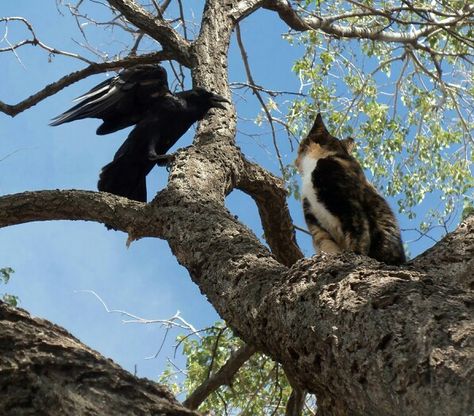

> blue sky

[{"left": 0, "top": 1, "right": 454, "bottom": 381}]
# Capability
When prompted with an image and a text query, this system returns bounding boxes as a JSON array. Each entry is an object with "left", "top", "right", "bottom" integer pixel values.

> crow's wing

[
  {"left": 50, "top": 65, "right": 169, "bottom": 133},
  {"left": 50, "top": 80, "right": 123, "bottom": 126},
  {"left": 96, "top": 88, "right": 229, "bottom": 202}
]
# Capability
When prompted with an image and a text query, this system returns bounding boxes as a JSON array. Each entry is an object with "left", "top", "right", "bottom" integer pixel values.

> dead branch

[{"left": 0, "top": 16, "right": 93, "bottom": 64}]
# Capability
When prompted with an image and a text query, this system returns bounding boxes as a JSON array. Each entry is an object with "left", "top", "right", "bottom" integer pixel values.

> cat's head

[{"left": 295, "top": 113, "right": 355, "bottom": 172}]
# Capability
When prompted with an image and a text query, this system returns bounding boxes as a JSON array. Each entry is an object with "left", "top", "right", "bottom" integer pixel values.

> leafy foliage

[
  {"left": 160, "top": 323, "right": 316, "bottom": 415},
  {"left": 284, "top": 0, "right": 473, "bottom": 237}
]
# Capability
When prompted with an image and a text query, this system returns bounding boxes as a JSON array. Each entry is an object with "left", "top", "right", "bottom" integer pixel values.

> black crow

[
  {"left": 50, "top": 64, "right": 170, "bottom": 135},
  {"left": 51, "top": 65, "right": 229, "bottom": 202},
  {"left": 97, "top": 87, "right": 229, "bottom": 202}
]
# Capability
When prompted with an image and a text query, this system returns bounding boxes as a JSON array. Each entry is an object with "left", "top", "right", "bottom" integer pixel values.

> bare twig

[
  {"left": 206, "top": 327, "right": 226, "bottom": 380},
  {"left": 75, "top": 290, "right": 201, "bottom": 360},
  {"left": 294, "top": 224, "right": 311, "bottom": 236},
  {"left": 235, "top": 22, "right": 286, "bottom": 175},
  {"left": 76, "top": 290, "right": 198, "bottom": 330},
  {"left": 0, "top": 16, "right": 93, "bottom": 64}
]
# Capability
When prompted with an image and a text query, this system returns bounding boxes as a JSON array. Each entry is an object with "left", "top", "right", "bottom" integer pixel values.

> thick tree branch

[
  {"left": 411, "top": 214, "right": 474, "bottom": 289},
  {"left": 183, "top": 343, "right": 257, "bottom": 410},
  {"left": 152, "top": 105, "right": 473, "bottom": 416},
  {"left": 153, "top": 133, "right": 474, "bottom": 415},
  {"left": 263, "top": 0, "right": 474, "bottom": 45},
  {"left": 0, "top": 190, "right": 161, "bottom": 240},
  {"left": 0, "top": 302, "right": 200, "bottom": 416},
  {"left": 0, "top": 51, "right": 173, "bottom": 117},
  {"left": 106, "top": 0, "right": 193, "bottom": 66},
  {"left": 191, "top": 0, "right": 237, "bottom": 96},
  {"left": 237, "top": 157, "right": 303, "bottom": 267},
  {"left": 256, "top": 219, "right": 474, "bottom": 416}
]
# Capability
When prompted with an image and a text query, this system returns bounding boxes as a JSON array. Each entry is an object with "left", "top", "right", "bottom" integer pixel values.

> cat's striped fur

[{"left": 296, "top": 114, "right": 406, "bottom": 265}]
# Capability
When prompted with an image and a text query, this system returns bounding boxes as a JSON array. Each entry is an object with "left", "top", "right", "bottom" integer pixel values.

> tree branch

[
  {"left": 0, "top": 51, "right": 174, "bottom": 117},
  {"left": 410, "top": 214, "right": 474, "bottom": 289},
  {"left": 284, "top": 370, "right": 308, "bottom": 416},
  {"left": 2, "top": 2, "right": 472, "bottom": 414},
  {"left": 183, "top": 343, "right": 257, "bottom": 410},
  {"left": 106, "top": 0, "right": 193, "bottom": 66},
  {"left": 285, "top": 386, "right": 307, "bottom": 416},
  {"left": 263, "top": 0, "right": 474, "bottom": 46},
  {"left": 0, "top": 17, "right": 93, "bottom": 64},
  {"left": 229, "top": 0, "right": 266, "bottom": 22},
  {"left": 0, "top": 190, "right": 160, "bottom": 240},
  {"left": 237, "top": 157, "right": 303, "bottom": 267},
  {"left": 235, "top": 22, "right": 286, "bottom": 175},
  {"left": 0, "top": 301, "right": 200, "bottom": 416}
]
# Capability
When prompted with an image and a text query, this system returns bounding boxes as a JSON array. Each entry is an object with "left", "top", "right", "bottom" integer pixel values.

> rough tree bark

[
  {"left": 1, "top": 1, "right": 473, "bottom": 415},
  {"left": 0, "top": 303, "right": 199, "bottom": 416},
  {"left": 0, "top": 215, "right": 472, "bottom": 415}
]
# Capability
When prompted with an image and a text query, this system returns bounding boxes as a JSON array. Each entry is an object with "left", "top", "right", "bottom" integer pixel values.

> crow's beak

[{"left": 210, "top": 93, "right": 231, "bottom": 110}]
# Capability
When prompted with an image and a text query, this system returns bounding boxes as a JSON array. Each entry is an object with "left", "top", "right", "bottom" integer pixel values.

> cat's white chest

[{"left": 299, "top": 154, "right": 343, "bottom": 241}]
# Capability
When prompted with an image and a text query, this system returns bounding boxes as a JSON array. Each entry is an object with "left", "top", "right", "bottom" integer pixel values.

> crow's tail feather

[{"left": 98, "top": 158, "right": 148, "bottom": 203}]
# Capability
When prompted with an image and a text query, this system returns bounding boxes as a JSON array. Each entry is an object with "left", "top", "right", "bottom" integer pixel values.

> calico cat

[{"left": 295, "top": 113, "right": 406, "bottom": 265}]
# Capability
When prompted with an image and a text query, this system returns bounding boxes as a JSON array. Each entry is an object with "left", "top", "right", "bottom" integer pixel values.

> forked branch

[
  {"left": 106, "top": 0, "right": 193, "bottom": 66},
  {"left": 237, "top": 157, "right": 303, "bottom": 267}
]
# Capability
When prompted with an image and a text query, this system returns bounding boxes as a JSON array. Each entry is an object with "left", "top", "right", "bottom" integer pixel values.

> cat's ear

[
  {"left": 308, "top": 113, "right": 330, "bottom": 138},
  {"left": 341, "top": 137, "right": 355, "bottom": 153}
]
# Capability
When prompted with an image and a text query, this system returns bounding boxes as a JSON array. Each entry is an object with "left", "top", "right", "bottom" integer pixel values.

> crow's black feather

[
  {"left": 97, "top": 88, "right": 229, "bottom": 202},
  {"left": 50, "top": 65, "right": 170, "bottom": 135},
  {"left": 51, "top": 65, "right": 230, "bottom": 202}
]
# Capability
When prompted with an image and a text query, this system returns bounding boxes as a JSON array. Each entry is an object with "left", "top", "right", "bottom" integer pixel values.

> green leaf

[{"left": 1, "top": 267, "right": 14, "bottom": 284}]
